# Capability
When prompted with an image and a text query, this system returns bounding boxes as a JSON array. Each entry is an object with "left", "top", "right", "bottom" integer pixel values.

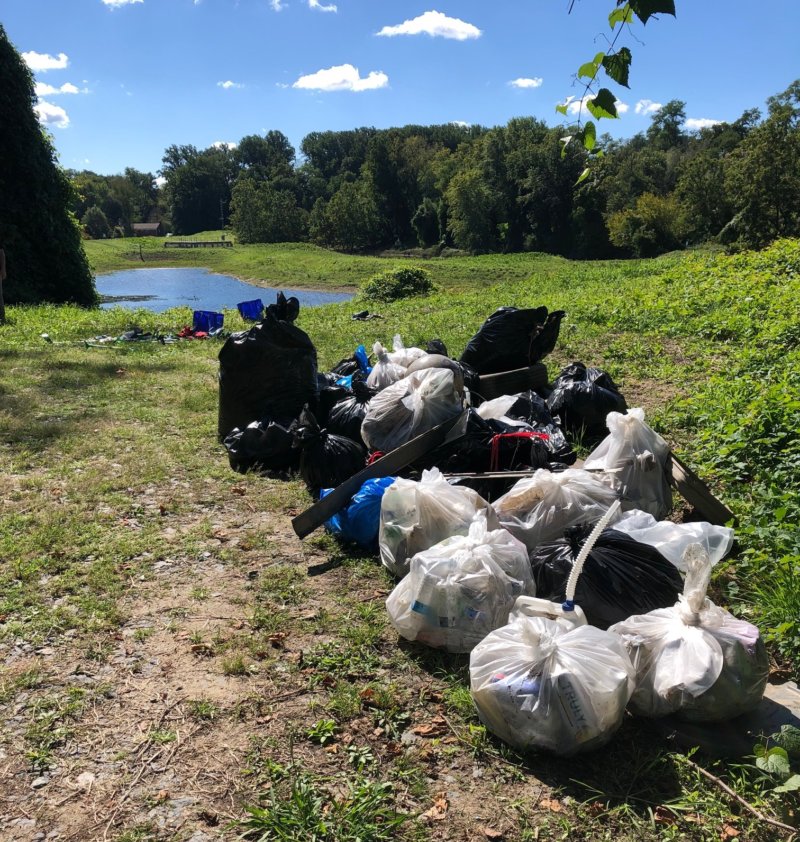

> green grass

[{"left": 1, "top": 238, "right": 799, "bottom": 840}]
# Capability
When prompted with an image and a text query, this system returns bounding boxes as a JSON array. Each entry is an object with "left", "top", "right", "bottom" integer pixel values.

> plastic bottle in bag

[
  {"left": 361, "top": 368, "right": 464, "bottom": 455},
  {"left": 379, "top": 468, "right": 500, "bottom": 578},
  {"left": 386, "top": 515, "right": 534, "bottom": 653},
  {"left": 609, "top": 543, "right": 769, "bottom": 721},
  {"left": 470, "top": 601, "right": 635, "bottom": 755},
  {"left": 366, "top": 341, "right": 406, "bottom": 391},
  {"left": 492, "top": 468, "right": 619, "bottom": 551},
  {"left": 584, "top": 408, "right": 673, "bottom": 520}
]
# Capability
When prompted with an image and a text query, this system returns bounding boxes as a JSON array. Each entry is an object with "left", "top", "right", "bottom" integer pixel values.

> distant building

[{"left": 131, "top": 222, "right": 164, "bottom": 237}]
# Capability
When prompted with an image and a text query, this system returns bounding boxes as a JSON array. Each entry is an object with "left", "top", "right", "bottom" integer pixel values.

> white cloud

[
  {"left": 34, "top": 100, "right": 69, "bottom": 129},
  {"left": 34, "top": 82, "right": 85, "bottom": 96},
  {"left": 685, "top": 117, "right": 721, "bottom": 131},
  {"left": 509, "top": 77, "right": 543, "bottom": 89},
  {"left": 270, "top": 0, "right": 285, "bottom": 9},
  {"left": 102, "top": 0, "right": 144, "bottom": 7},
  {"left": 155, "top": 175, "right": 167, "bottom": 188},
  {"left": 635, "top": 98, "right": 662, "bottom": 116},
  {"left": 615, "top": 99, "right": 629, "bottom": 114},
  {"left": 22, "top": 51, "right": 69, "bottom": 72},
  {"left": 292, "top": 63, "right": 388, "bottom": 92},
  {"left": 212, "top": 140, "right": 238, "bottom": 150},
  {"left": 217, "top": 80, "right": 243, "bottom": 89},
  {"left": 309, "top": 0, "right": 337, "bottom": 11},
  {"left": 377, "top": 10, "right": 481, "bottom": 41},
  {"left": 450, "top": 120, "right": 471, "bottom": 127}
]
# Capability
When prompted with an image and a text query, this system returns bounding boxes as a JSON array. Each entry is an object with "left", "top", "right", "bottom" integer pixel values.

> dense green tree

[
  {"left": 0, "top": 24, "right": 95, "bottom": 305},
  {"left": 160, "top": 144, "right": 236, "bottom": 234},
  {"left": 723, "top": 95, "right": 800, "bottom": 248},
  {"left": 82, "top": 206, "right": 111, "bottom": 239},
  {"left": 607, "top": 192, "right": 687, "bottom": 256},
  {"left": 230, "top": 179, "right": 308, "bottom": 243},
  {"left": 445, "top": 169, "right": 500, "bottom": 252},
  {"left": 235, "top": 132, "right": 295, "bottom": 181},
  {"left": 411, "top": 198, "right": 440, "bottom": 247},
  {"left": 646, "top": 100, "right": 687, "bottom": 151},
  {"left": 675, "top": 150, "right": 732, "bottom": 242},
  {"left": 308, "top": 180, "right": 385, "bottom": 252}
]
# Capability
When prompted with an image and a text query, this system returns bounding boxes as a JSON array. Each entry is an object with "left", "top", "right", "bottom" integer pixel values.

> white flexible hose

[{"left": 564, "top": 500, "right": 621, "bottom": 606}]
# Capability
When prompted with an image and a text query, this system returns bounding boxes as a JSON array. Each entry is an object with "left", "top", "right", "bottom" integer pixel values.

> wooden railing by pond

[{"left": 163, "top": 240, "right": 233, "bottom": 249}]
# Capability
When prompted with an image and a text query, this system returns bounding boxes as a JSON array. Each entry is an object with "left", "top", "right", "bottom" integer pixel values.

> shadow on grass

[
  {"left": 507, "top": 717, "right": 685, "bottom": 817},
  {"left": 397, "top": 638, "right": 686, "bottom": 821},
  {"left": 0, "top": 352, "right": 181, "bottom": 450}
]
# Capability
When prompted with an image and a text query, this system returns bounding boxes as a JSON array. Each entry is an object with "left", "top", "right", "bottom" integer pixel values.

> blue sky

[{"left": 4, "top": 1, "right": 799, "bottom": 177}]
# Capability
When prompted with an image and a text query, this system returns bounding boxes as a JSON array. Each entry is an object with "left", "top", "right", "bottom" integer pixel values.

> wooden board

[
  {"left": 291, "top": 410, "right": 468, "bottom": 539},
  {"left": 670, "top": 451, "right": 736, "bottom": 526},
  {"left": 475, "top": 363, "right": 548, "bottom": 401}
]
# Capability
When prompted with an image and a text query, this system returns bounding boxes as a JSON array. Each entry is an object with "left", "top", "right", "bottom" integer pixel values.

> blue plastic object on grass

[
  {"left": 354, "top": 344, "right": 372, "bottom": 375},
  {"left": 321, "top": 476, "right": 396, "bottom": 547},
  {"left": 193, "top": 310, "right": 224, "bottom": 332},
  {"left": 237, "top": 299, "right": 264, "bottom": 321}
]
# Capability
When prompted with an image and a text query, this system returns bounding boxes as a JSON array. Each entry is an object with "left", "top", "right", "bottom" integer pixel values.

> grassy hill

[{"left": 1, "top": 240, "right": 798, "bottom": 840}]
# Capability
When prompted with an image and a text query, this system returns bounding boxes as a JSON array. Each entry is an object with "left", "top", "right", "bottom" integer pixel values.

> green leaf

[
  {"left": 582, "top": 121, "right": 597, "bottom": 151},
  {"left": 602, "top": 47, "right": 632, "bottom": 88},
  {"left": 755, "top": 746, "right": 792, "bottom": 780},
  {"left": 775, "top": 774, "right": 800, "bottom": 793},
  {"left": 555, "top": 103, "right": 569, "bottom": 116},
  {"left": 772, "top": 725, "right": 800, "bottom": 758},
  {"left": 587, "top": 88, "right": 619, "bottom": 120},
  {"left": 575, "top": 167, "right": 591, "bottom": 186},
  {"left": 775, "top": 507, "right": 788, "bottom": 522},
  {"left": 628, "top": 0, "right": 676, "bottom": 25},
  {"left": 609, "top": 4, "right": 634, "bottom": 28},
  {"left": 578, "top": 60, "right": 600, "bottom": 80}
]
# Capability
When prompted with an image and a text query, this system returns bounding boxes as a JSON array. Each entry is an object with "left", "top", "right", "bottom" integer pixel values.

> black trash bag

[
  {"left": 218, "top": 311, "right": 318, "bottom": 440},
  {"left": 547, "top": 362, "right": 628, "bottom": 438},
  {"left": 327, "top": 380, "right": 375, "bottom": 444},
  {"left": 291, "top": 407, "right": 366, "bottom": 492},
  {"left": 459, "top": 307, "right": 566, "bottom": 375},
  {"left": 529, "top": 527, "right": 683, "bottom": 630},
  {"left": 418, "top": 411, "right": 549, "bottom": 475},
  {"left": 317, "top": 372, "right": 340, "bottom": 390},
  {"left": 506, "top": 390, "right": 576, "bottom": 465},
  {"left": 331, "top": 356, "right": 360, "bottom": 377},
  {"left": 425, "top": 338, "right": 448, "bottom": 356},
  {"left": 223, "top": 419, "right": 297, "bottom": 474},
  {"left": 266, "top": 291, "right": 300, "bottom": 323},
  {"left": 315, "top": 383, "right": 353, "bottom": 426}
]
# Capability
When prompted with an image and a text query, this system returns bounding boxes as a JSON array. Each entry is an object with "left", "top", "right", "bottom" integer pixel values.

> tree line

[{"left": 70, "top": 81, "right": 800, "bottom": 259}]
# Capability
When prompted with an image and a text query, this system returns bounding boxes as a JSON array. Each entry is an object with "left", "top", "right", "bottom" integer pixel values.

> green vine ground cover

[{"left": 1, "top": 239, "right": 798, "bottom": 839}]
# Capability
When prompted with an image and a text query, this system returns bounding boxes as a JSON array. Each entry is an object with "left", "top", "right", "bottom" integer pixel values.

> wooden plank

[
  {"left": 291, "top": 410, "right": 469, "bottom": 539},
  {"left": 475, "top": 364, "right": 548, "bottom": 401},
  {"left": 670, "top": 451, "right": 736, "bottom": 526}
]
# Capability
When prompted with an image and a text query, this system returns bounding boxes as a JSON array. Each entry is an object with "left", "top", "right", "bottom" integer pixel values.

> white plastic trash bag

[
  {"left": 584, "top": 408, "right": 672, "bottom": 519},
  {"left": 387, "top": 334, "right": 426, "bottom": 368},
  {"left": 470, "top": 604, "right": 635, "bottom": 755},
  {"left": 609, "top": 544, "right": 769, "bottom": 722},
  {"left": 361, "top": 367, "right": 463, "bottom": 454},
  {"left": 492, "top": 468, "right": 619, "bottom": 551},
  {"left": 386, "top": 515, "right": 534, "bottom": 653},
  {"left": 611, "top": 509, "right": 734, "bottom": 572},
  {"left": 366, "top": 341, "right": 406, "bottom": 391},
  {"left": 379, "top": 467, "right": 500, "bottom": 578}
]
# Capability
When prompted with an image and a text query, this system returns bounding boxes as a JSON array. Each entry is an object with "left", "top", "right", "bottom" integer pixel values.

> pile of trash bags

[{"left": 217, "top": 293, "right": 768, "bottom": 756}]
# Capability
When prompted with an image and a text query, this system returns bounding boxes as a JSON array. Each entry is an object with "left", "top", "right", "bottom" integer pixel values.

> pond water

[{"left": 96, "top": 267, "right": 353, "bottom": 313}]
